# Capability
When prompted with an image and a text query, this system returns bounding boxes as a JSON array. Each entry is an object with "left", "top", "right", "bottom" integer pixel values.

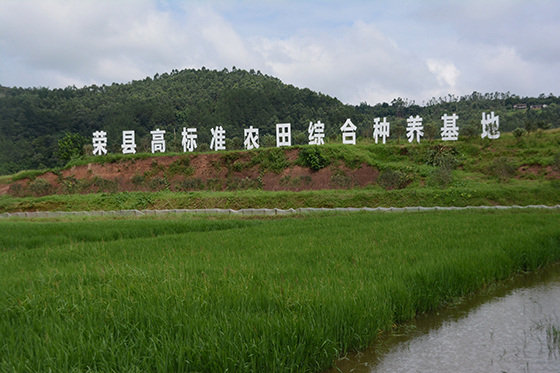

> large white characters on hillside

[
  {"left": 481, "top": 112, "right": 500, "bottom": 139},
  {"left": 92, "top": 131, "right": 107, "bottom": 155},
  {"left": 441, "top": 113, "right": 459, "bottom": 141},
  {"left": 308, "top": 121, "right": 325, "bottom": 145},
  {"left": 151, "top": 129, "right": 166, "bottom": 153},
  {"left": 406, "top": 115, "right": 424, "bottom": 143},
  {"left": 276, "top": 123, "right": 291, "bottom": 147},
  {"left": 210, "top": 126, "right": 226, "bottom": 151},
  {"left": 244, "top": 126, "right": 259, "bottom": 150},
  {"left": 121, "top": 130, "right": 136, "bottom": 154},
  {"left": 373, "top": 117, "right": 390, "bottom": 144},
  {"left": 340, "top": 119, "right": 357, "bottom": 145},
  {"left": 182, "top": 127, "right": 197, "bottom": 152}
]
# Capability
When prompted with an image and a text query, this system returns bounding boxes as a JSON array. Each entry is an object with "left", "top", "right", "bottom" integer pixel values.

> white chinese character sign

[
  {"left": 244, "top": 126, "right": 259, "bottom": 150},
  {"left": 92, "top": 131, "right": 107, "bottom": 155},
  {"left": 406, "top": 115, "right": 424, "bottom": 143},
  {"left": 210, "top": 126, "right": 226, "bottom": 151},
  {"left": 121, "top": 130, "right": 136, "bottom": 154},
  {"left": 373, "top": 117, "right": 390, "bottom": 144},
  {"left": 151, "top": 129, "right": 166, "bottom": 153},
  {"left": 481, "top": 112, "right": 500, "bottom": 139},
  {"left": 308, "top": 121, "right": 325, "bottom": 145},
  {"left": 182, "top": 127, "right": 197, "bottom": 152},
  {"left": 340, "top": 119, "right": 357, "bottom": 145},
  {"left": 276, "top": 123, "right": 291, "bottom": 147},
  {"left": 441, "top": 113, "right": 459, "bottom": 141}
]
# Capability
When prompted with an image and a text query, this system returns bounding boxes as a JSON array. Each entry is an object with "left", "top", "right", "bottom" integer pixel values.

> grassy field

[{"left": 2, "top": 209, "right": 560, "bottom": 372}]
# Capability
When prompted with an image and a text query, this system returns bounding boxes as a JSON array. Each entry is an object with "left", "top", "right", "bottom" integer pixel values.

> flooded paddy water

[{"left": 330, "top": 262, "right": 560, "bottom": 373}]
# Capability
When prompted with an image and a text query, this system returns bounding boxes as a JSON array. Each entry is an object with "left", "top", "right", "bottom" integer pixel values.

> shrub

[
  {"left": 513, "top": 127, "right": 526, "bottom": 140},
  {"left": 330, "top": 170, "right": 357, "bottom": 189},
  {"left": 206, "top": 178, "right": 223, "bottom": 191},
  {"left": 92, "top": 177, "right": 118, "bottom": 192},
  {"left": 489, "top": 157, "right": 517, "bottom": 182},
  {"left": 8, "top": 182, "right": 25, "bottom": 197},
  {"left": 166, "top": 157, "right": 195, "bottom": 178},
  {"left": 254, "top": 148, "right": 290, "bottom": 174},
  {"left": 459, "top": 123, "right": 480, "bottom": 140},
  {"left": 428, "top": 165, "right": 454, "bottom": 189},
  {"left": 260, "top": 134, "right": 276, "bottom": 148},
  {"left": 424, "top": 144, "right": 459, "bottom": 169},
  {"left": 148, "top": 177, "right": 169, "bottom": 191},
  {"left": 554, "top": 151, "right": 560, "bottom": 171},
  {"left": 28, "top": 178, "right": 53, "bottom": 196},
  {"left": 60, "top": 176, "right": 80, "bottom": 194},
  {"left": 298, "top": 146, "right": 330, "bottom": 170},
  {"left": 225, "top": 177, "right": 262, "bottom": 191},
  {"left": 377, "top": 169, "right": 411, "bottom": 190},
  {"left": 177, "top": 178, "right": 205, "bottom": 191},
  {"left": 131, "top": 174, "right": 146, "bottom": 185}
]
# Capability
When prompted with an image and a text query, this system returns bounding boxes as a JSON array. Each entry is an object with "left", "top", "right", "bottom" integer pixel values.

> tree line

[{"left": 1, "top": 67, "right": 559, "bottom": 175}]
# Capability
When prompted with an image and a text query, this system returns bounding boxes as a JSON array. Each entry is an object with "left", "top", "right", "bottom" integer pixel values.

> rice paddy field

[{"left": 1, "top": 209, "right": 560, "bottom": 372}]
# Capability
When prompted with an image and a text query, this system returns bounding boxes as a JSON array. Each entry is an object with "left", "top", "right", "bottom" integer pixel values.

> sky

[{"left": 0, "top": 0, "right": 559, "bottom": 106}]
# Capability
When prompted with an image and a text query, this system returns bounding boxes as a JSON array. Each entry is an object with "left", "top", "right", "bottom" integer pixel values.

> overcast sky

[{"left": 1, "top": 0, "right": 559, "bottom": 105}]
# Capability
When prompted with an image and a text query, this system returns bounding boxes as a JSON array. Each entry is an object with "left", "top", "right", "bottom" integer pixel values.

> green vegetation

[
  {"left": 1, "top": 66, "right": 560, "bottom": 175},
  {"left": 1, "top": 128, "right": 559, "bottom": 211},
  {"left": 1, "top": 210, "right": 559, "bottom": 372}
]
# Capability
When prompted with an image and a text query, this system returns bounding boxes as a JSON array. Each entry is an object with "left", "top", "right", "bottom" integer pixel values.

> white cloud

[
  {"left": 1, "top": 0, "right": 560, "bottom": 104},
  {"left": 253, "top": 21, "right": 438, "bottom": 104},
  {"left": 426, "top": 59, "right": 460, "bottom": 93}
]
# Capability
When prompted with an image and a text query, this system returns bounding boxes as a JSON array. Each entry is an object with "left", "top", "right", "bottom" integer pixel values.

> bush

[
  {"left": 460, "top": 123, "right": 480, "bottom": 139},
  {"left": 554, "top": 151, "right": 560, "bottom": 171},
  {"left": 58, "top": 132, "right": 88, "bottom": 163},
  {"left": 260, "top": 134, "right": 276, "bottom": 148},
  {"left": 428, "top": 165, "right": 454, "bottom": 189},
  {"left": 166, "top": 157, "right": 194, "bottom": 178},
  {"left": 254, "top": 148, "right": 290, "bottom": 174},
  {"left": 330, "top": 170, "right": 357, "bottom": 189},
  {"left": 28, "top": 178, "right": 53, "bottom": 196},
  {"left": 513, "top": 127, "right": 526, "bottom": 140},
  {"left": 424, "top": 144, "right": 459, "bottom": 169},
  {"left": 377, "top": 169, "right": 411, "bottom": 190},
  {"left": 177, "top": 178, "right": 205, "bottom": 191},
  {"left": 489, "top": 157, "right": 517, "bottom": 182},
  {"left": 298, "top": 146, "right": 330, "bottom": 171}
]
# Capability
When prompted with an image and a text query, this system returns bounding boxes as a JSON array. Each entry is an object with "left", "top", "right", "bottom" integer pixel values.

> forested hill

[{"left": 1, "top": 67, "right": 559, "bottom": 175}]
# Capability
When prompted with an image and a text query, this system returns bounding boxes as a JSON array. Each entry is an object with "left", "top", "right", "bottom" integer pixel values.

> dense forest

[{"left": 1, "top": 67, "right": 559, "bottom": 175}]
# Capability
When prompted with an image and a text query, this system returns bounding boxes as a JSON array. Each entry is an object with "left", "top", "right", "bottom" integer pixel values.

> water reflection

[{"left": 330, "top": 263, "right": 560, "bottom": 373}]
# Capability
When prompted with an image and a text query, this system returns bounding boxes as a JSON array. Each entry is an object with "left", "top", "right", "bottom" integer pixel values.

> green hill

[{"left": 1, "top": 67, "right": 559, "bottom": 175}]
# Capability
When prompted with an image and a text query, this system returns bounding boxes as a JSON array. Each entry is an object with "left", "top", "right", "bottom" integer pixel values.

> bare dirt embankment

[{"left": 4, "top": 149, "right": 379, "bottom": 197}]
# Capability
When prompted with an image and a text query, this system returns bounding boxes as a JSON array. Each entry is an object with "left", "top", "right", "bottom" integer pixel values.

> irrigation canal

[{"left": 329, "top": 262, "right": 560, "bottom": 373}]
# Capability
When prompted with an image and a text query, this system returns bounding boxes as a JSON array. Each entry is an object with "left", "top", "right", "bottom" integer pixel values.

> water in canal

[{"left": 331, "top": 263, "right": 560, "bottom": 373}]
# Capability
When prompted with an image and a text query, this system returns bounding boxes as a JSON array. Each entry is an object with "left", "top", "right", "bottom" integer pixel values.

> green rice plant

[
  {"left": 547, "top": 323, "right": 560, "bottom": 354},
  {"left": 533, "top": 316, "right": 560, "bottom": 356},
  {"left": 1, "top": 210, "right": 559, "bottom": 372}
]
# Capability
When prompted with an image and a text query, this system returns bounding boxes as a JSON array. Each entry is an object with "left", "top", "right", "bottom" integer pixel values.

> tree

[{"left": 57, "top": 132, "right": 88, "bottom": 163}]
